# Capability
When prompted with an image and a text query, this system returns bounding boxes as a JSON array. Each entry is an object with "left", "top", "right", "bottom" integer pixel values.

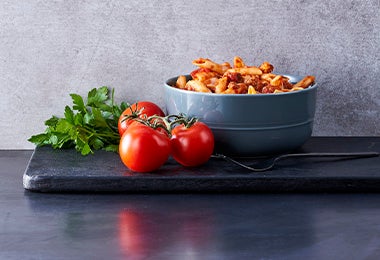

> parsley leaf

[{"left": 28, "top": 87, "right": 129, "bottom": 155}]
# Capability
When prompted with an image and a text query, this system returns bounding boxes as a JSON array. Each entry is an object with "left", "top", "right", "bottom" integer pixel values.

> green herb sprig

[{"left": 28, "top": 86, "right": 129, "bottom": 155}]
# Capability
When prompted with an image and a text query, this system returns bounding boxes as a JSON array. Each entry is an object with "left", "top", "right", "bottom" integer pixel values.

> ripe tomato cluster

[{"left": 118, "top": 101, "right": 214, "bottom": 173}]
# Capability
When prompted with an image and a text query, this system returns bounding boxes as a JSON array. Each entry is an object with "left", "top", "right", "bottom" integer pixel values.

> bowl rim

[{"left": 165, "top": 74, "right": 318, "bottom": 97}]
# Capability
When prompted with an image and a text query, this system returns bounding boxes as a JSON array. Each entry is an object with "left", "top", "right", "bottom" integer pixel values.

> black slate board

[{"left": 23, "top": 137, "right": 380, "bottom": 193}]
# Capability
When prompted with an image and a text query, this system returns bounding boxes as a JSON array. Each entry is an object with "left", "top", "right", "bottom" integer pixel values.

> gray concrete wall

[{"left": 1, "top": 0, "right": 379, "bottom": 149}]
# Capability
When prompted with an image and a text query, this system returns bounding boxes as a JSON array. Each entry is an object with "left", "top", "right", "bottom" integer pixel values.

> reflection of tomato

[
  {"left": 170, "top": 122, "right": 214, "bottom": 167},
  {"left": 118, "top": 208, "right": 215, "bottom": 258},
  {"left": 119, "top": 122, "right": 170, "bottom": 172},
  {"left": 118, "top": 211, "right": 143, "bottom": 256},
  {"left": 118, "top": 101, "right": 165, "bottom": 136}
]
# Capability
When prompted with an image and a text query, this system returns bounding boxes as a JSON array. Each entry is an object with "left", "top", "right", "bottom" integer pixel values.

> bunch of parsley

[{"left": 28, "top": 86, "right": 129, "bottom": 155}]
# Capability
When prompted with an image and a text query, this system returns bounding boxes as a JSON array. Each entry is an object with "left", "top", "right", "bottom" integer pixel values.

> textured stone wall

[{"left": 1, "top": 0, "right": 379, "bottom": 148}]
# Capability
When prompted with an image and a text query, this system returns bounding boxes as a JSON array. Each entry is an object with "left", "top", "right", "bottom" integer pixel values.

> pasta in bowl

[
  {"left": 164, "top": 57, "right": 318, "bottom": 156},
  {"left": 174, "top": 56, "right": 315, "bottom": 94}
]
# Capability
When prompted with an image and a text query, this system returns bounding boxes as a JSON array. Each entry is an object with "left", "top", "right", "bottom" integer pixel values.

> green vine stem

[{"left": 121, "top": 112, "right": 199, "bottom": 137}]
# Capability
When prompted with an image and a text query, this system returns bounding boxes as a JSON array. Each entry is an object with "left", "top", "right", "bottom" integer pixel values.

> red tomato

[
  {"left": 119, "top": 122, "right": 170, "bottom": 172},
  {"left": 170, "top": 122, "right": 214, "bottom": 167},
  {"left": 118, "top": 101, "right": 165, "bottom": 136}
]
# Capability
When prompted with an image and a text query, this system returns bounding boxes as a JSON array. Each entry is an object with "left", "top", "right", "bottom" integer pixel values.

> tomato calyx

[
  {"left": 119, "top": 104, "right": 146, "bottom": 124},
  {"left": 166, "top": 114, "right": 199, "bottom": 129},
  {"left": 118, "top": 101, "right": 166, "bottom": 137},
  {"left": 129, "top": 115, "right": 171, "bottom": 137},
  {"left": 129, "top": 113, "right": 200, "bottom": 138}
]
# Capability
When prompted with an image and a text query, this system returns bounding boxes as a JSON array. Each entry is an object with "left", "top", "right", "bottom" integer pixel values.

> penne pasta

[
  {"left": 292, "top": 75, "right": 315, "bottom": 89},
  {"left": 185, "top": 80, "right": 211, "bottom": 93},
  {"left": 176, "top": 75, "right": 187, "bottom": 89},
  {"left": 248, "top": 86, "right": 257, "bottom": 94},
  {"left": 224, "top": 66, "right": 263, "bottom": 76},
  {"left": 174, "top": 56, "right": 315, "bottom": 94},
  {"left": 192, "top": 58, "right": 228, "bottom": 75},
  {"left": 215, "top": 77, "right": 228, "bottom": 94},
  {"left": 233, "top": 56, "right": 246, "bottom": 68}
]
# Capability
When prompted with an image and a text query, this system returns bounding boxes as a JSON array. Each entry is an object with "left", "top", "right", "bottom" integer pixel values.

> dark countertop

[{"left": 2, "top": 148, "right": 380, "bottom": 259}]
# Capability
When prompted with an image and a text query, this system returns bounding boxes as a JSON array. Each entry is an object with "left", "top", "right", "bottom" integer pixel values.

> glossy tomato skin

[
  {"left": 118, "top": 101, "right": 165, "bottom": 136},
  {"left": 170, "top": 122, "right": 214, "bottom": 167},
  {"left": 119, "top": 122, "right": 170, "bottom": 172}
]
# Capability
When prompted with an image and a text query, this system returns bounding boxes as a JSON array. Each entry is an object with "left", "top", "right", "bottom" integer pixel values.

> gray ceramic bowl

[{"left": 164, "top": 75, "right": 318, "bottom": 156}]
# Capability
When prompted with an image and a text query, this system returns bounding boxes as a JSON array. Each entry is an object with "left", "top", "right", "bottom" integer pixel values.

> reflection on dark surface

[
  {"left": 23, "top": 191, "right": 380, "bottom": 259},
  {"left": 118, "top": 207, "right": 214, "bottom": 258},
  {"left": 24, "top": 193, "right": 315, "bottom": 258},
  {"left": 118, "top": 211, "right": 143, "bottom": 256}
]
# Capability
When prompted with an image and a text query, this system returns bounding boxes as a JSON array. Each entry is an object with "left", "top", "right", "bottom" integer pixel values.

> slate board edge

[{"left": 23, "top": 173, "right": 380, "bottom": 193}]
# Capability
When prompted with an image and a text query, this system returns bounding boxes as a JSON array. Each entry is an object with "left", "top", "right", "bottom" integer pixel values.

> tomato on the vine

[
  {"left": 170, "top": 121, "right": 214, "bottom": 167},
  {"left": 119, "top": 121, "right": 171, "bottom": 172},
  {"left": 118, "top": 101, "right": 165, "bottom": 136}
]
